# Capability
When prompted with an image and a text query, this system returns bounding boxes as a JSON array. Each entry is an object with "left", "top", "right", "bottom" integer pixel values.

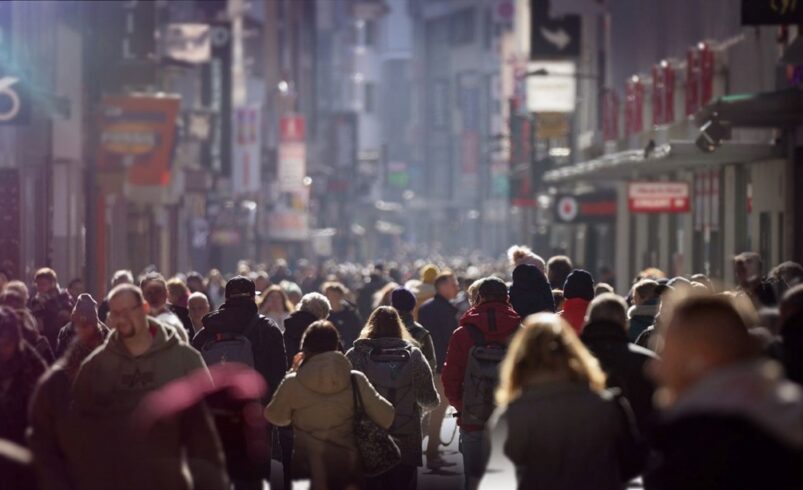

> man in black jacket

[
  {"left": 192, "top": 276, "right": 287, "bottom": 487},
  {"left": 418, "top": 271, "right": 459, "bottom": 468},
  {"left": 581, "top": 293, "right": 657, "bottom": 435}
]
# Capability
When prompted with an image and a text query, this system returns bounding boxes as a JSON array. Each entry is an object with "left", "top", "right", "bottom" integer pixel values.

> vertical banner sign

[
  {"left": 686, "top": 47, "right": 700, "bottom": 117},
  {"left": 270, "top": 114, "right": 309, "bottom": 241},
  {"left": 231, "top": 106, "right": 261, "bottom": 194},
  {"left": 97, "top": 95, "right": 181, "bottom": 187},
  {"left": 602, "top": 89, "right": 619, "bottom": 141},
  {"left": 625, "top": 77, "right": 644, "bottom": 135},
  {"left": 202, "top": 21, "right": 232, "bottom": 174},
  {"left": 652, "top": 65, "right": 664, "bottom": 126}
]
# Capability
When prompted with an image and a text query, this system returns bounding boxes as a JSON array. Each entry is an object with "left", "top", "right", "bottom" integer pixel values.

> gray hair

[
  {"left": 586, "top": 293, "right": 628, "bottom": 328},
  {"left": 298, "top": 292, "right": 331, "bottom": 320},
  {"left": 111, "top": 269, "right": 134, "bottom": 287},
  {"left": 188, "top": 292, "right": 209, "bottom": 305}
]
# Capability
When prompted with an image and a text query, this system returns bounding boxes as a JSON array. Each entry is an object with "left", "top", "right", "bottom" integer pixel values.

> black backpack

[{"left": 200, "top": 315, "right": 261, "bottom": 368}]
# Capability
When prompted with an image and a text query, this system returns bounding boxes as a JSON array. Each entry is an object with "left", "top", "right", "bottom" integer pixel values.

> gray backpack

[
  {"left": 200, "top": 316, "right": 260, "bottom": 368},
  {"left": 461, "top": 311, "right": 513, "bottom": 426},
  {"left": 361, "top": 344, "right": 418, "bottom": 438}
]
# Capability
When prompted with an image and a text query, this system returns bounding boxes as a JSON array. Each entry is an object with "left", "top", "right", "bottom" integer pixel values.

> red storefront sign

[
  {"left": 652, "top": 61, "right": 675, "bottom": 126},
  {"left": 685, "top": 42, "right": 715, "bottom": 117},
  {"left": 280, "top": 115, "right": 305, "bottom": 143},
  {"left": 625, "top": 76, "right": 644, "bottom": 135},
  {"left": 602, "top": 89, "right": 619, "bottom": 141},
  {"left": 628, "top": 182, "right": 690, "bottom": 213}
]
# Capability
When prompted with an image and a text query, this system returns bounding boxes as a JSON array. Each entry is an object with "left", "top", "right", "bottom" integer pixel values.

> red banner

[
  {"left": 625, "top": 77, "right": 644, "bottom": 135},
  {"left": 98, "top": 95, "right": 181, "bottom": 187},
  {"left": 280, "top": 115, "right": 305, "bottom": 143},
  {"left": 628, "top": 181, "right": 690, "bottom": 213},
  {"left": 700, "top": 42, "right": 714, "bottom": 105},
  {"left": 602, "top": 89, "right": 619, "bottom": 141},
  {"left": 652, "top": 61, "right": 675, "bottom": 126}
]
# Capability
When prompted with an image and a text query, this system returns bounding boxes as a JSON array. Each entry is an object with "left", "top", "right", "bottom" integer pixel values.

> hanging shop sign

[
  {"left": 98, "top": 95, "right": 181, "bottom": 187},
  {"left": 526, "top": 61, "right": 576, "bottom": 113},
  {"left": 530, "top": 0, "right": 581, "bottom": 59},
  {"left": 231, "top": 105, "right": 261, "bottom": 195},
  {"left": 554, "top": 191, "right": 616, "bottom": 223},
  {"left": 628, "top": 181, "right": 690, "bottom": 213}
]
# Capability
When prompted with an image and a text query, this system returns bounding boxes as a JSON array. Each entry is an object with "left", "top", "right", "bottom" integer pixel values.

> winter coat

[
  {"left": 559, "top": 297, "right": 591, "bottom": 333},
  {"left": 54, "top": 321, "right": 109, "bottom": 360},
  {"left": 329, "top": 303, "right": 363, "bottom": 351},
  {"left": 399, "top": 311, "right": 437, "bottom": 372},
  {"left": 481, "top": 383, "right": 644, "bottom": 490},
  {"left": 193, "top": 298, "right": 288, "bottom": 401},
  {"left": 18, "top": 310, "right": 54, "bottom": 365},
  {"left": 581, "top": 320, "right": 658, "bottom": 434},
  {"left": 153, "top": 309, "right": 189, "bottom": 343},
  {"left": 346, "top": 337, "right": 439, "bottom": 467},
  {"left": 509, "top": 264, "right": 555, "bottom": 319},
  {"left": 0, "top": 342, "right": 47, "bottom": 445},
  {"left": 72, "top": 319, "right": 228, "bottom": 490},
  {"left": 29, "top": 330, "right": 107, "bottom": 490},
  {"left": 264, "top": 351, "right": 394, "bottom": 490},
  {"left": 645, "top": 360, "right": 803, "bottom": 490},
  {"left": 28, "top": 288, "right": 74, "bottom": 351},
  {"left": 168, "top": 303, "right": 195, "bottom": 338},
  {"left": 418, "top": 294, "right": 459, "bottom": 372},
  {"left": 627, "top": 301, "right": 659, "bottom": 341},
  {"left": 283, "top": 310, "right": 320, "bottom": 366},
  {"left": 442, "top": 300, "right": 521, "bottom": 430}
]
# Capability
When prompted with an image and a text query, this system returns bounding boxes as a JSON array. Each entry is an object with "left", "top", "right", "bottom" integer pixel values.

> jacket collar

[{"left": 581, "top": 320, "right": 629, "bottom": 342}]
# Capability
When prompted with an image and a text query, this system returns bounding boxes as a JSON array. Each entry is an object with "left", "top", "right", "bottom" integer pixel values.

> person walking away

[
  {"left": 509, "top": 264, "right": 555, "bottom": 319},
  {"left": 167, "top": 278, "right": 195, "bottom": 338},
  {"left": 418, "top": 271, "right": 460, "bottom": 468},
  {"left": 546, "top": 255, "right": 573, "bottom": 290},
  {"left": 257, "top": 285, "right": 293, "bottom": 333},
  {"left": 29, "top": 309, "right": 109, "bottom": 490},
  {"left": 192, "top": 276, "right": 287, "bottom": 489},
  {"left": 284, "top": 292, "right": 331, "bottom": 366},
  {"left": 392, "top": 287, "right": 437, "bottom": 372},
  {"left": 72, "top": 284, "right": 228, "bottom": 490},
  {"left": 645, "top": 295, "right": 803, "bottom": 489},
  {"left": 54, "top": 293, "right": 105, "bottom": 359},
  {"left": 188, "top": 292, "right": 210, "bottom": 339},
  {"left": 265, "top": 321, "right": 394, "bottom": 490},
  {"left": 441, "top": 277, "right": 521, "bottom": 490},
  {"left": 0, "top": 289, "right": 54, "bottom": 364},
  {"left": 357, "top": 265, "right": 389, "bottom": 319},
  {"left": 140, "top": 272, "right": 189, "bottom": 342},
  {"left": 581, "top": 293, "right": 658, "bottom": 436},
  {"left": 627, "top": 279, "right": 660, "bottom": 341},
  {"left": 98, "top": 269, "right": 134, "bottom": 323},
  {"left": 347, "top": 306, "right": 439, "bottom": 490},
  {"left": 559, "top": 269, "right": 595, "bottom": 333},
  {"left": 507, "top": 245, "right": 546, "bottom": 273},
  {"left": 324, "top": 282, "right": 363, "bottom": 351},
  {"left": 206, "top": 269, "right": 227, "bottom": 310},
  {"left": 481, "top": 313, "right": 643, "bottom": 490},
  {"left": 27, "top": 268, "right": 74, "bottom": 352}
]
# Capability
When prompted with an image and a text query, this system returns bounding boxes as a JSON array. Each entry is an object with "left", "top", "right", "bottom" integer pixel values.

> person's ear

[{"left": 142, "top": 303, "right": 151, "bottom": 315}]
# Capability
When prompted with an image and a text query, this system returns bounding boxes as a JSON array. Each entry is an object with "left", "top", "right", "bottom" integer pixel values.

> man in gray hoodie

[{"left": 71, "top": 284, "right": 228, "bottom": 490}]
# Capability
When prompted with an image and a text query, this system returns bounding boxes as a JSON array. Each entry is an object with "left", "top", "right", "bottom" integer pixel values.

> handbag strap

[{"left": 350, "top": 373, "right": 364, "bottom": 413}]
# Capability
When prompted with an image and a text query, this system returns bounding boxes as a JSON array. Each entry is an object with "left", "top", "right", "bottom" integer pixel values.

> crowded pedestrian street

[{"left": 3, "top": 1, "right": 803, "bottom": 489}]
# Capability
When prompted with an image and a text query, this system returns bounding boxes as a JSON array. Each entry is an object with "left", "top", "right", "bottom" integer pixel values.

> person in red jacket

[
  {"left": 442, "top": 277, "right": 521, "bottom": 490},
  {"left": 559, "top": 269, "right": 595, "bottom": 333}
]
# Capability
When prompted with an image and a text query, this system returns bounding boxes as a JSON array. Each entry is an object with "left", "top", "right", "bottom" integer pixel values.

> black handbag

[{"left": 350, "top": 374, "right": 402, "bottom": 476}]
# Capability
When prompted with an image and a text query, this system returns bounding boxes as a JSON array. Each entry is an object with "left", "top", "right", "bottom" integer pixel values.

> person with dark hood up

[
  {"left": 442, "top": 277, "right": 521, "bottom": 490},
  {"left": 391, "top": 287, "right": 437, "bottom": 371},
  {"left": 72, "top": 284, "right": 228, "bottom": 490},
  {"left": 509, "top": 264, "right": 555, "bottom": 319},
  {"left": 265, "top": 320, "right": 394, "bottom": 490},
  {"left": 323, "top": 282, "right": 363, "bottom": 351},
  {"left": 547, "top": 255, "right": 573, "bottom": 290},
  {"left": 559, "top": 269, "right": 595, "bottom": 333},
  {"left": 627, "top": 279, "right": 660, "bottom": 341},
  {"left": 645, "top": 295, "right": 803, "bottom": 489},
  {"left": 347, "top": 306, "right": 439, "bottom": 490},
  {"left": 581, "top": 293, "right": 657, "bottom": 435},
  {"left": 27, "top": 267, "right": 74, "bottom": 352},
  {"left": 54, "top": 293, "right": 105, "bottom": 359},
  {"left": 29, "top": 308, "right": 109, "bottom": 490},
  {"left": 283, "top": 292, "right": 331, "bottom": 366},
  {"left": 0, "top": 306, "right": 47, "bottom": 447}
]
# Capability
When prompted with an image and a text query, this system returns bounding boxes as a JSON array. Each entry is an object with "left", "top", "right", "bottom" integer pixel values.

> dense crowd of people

[{"left": 1, "top": 246, "right": 803, "bottom": 489}]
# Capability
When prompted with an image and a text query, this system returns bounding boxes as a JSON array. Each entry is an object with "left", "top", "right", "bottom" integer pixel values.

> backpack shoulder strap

[{"left": 464, "top": 324, "right": 486, "bottom": 347}]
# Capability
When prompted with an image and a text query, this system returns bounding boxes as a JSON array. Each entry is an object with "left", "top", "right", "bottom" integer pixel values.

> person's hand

[{"left": 291, "top": 352, "right": 304, "bottom": 371}]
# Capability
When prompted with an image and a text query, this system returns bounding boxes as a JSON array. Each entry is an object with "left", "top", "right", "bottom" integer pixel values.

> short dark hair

[
  {"left": 301, "top": 320, "right": 342, "bottom": 357},
  {"left": 547, "top": 256, "right": 573, "bottom": 288},
  {"left": 139, "top": 272, "right": 166, "bottom": 290},
  {"left": 434, "top": 271, "right": 455, "bottom": 290},
  {"left": 478, "top": 277, "right": 508, "bottom": 303}
]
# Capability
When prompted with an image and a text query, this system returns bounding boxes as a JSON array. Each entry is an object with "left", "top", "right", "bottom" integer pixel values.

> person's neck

[{"left": 123, "top": 322, "right": 155, "bottom": 357}]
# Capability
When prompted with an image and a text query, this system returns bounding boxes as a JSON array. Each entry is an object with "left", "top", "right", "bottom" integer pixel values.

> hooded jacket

[
  {"left": 580, "top": 320, "right": 657, "bottom": 434},
  {"left": 283, "top": 310, "right": 320, "bottom": 366},
  {"left": 442, "top": 300, "right": 521, "bottom": 430},
  {"left": 419, "top": 294, "right": 459, "bottom": 372},
  {"left": 193, "top": 298, "right": 287, "bottom": 401},
  {"left": 627, "top": 301, "right": 659, "bottom": 342},
  {"left": 346, "top": 337, "right": 439, "bottom": 467},
  {"left": 72, "top": 319, "right": 228, "bottom": 490},
  {"left": 264, "top": 351, "right": 394, "bottom": 489},
  {"left": 509, "top": 264, "right": 555, "bottom": 319},
  {"left": 646, "top": 360, "right": 803, "bottom": 489}
]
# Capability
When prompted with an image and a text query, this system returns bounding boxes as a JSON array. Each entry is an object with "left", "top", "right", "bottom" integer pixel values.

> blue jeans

[{"left": 459, "top": 428, "right": 490, "bottom": 489}]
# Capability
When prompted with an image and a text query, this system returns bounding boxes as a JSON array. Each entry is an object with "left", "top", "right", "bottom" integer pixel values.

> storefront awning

[{"left": 543, "top": 140, "right": 783, "bottom": 184}]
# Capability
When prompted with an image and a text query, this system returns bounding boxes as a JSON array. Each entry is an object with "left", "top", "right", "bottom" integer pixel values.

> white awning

[{"left": 543, "top": 141, "right": 783, "bottom": 184}]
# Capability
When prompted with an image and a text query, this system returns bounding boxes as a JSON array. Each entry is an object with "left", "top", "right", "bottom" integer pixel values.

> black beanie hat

[
  {"left": 563, "top": 269, "right": 595, "bottom": 301},
  {"left": 391, "top": 287, "right": 417, "bottom": 313}
]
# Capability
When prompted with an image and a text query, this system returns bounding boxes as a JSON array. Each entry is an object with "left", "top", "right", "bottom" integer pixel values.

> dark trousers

[{"left": 366, "top": 464, "right": 417, "bottom": 490}]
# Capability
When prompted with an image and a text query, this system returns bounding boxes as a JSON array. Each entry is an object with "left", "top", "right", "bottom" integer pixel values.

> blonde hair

[
  {"left": 496, "top": 313, "right": 606, "bottom": 406},
  {"left": 258, "top": 285, "right": 294, "bottom": 314},
  {"left": 467, "top": 278, "right": 483, "bottom": 307},
  {"left": 359, "top": 306, "right": 414, "bottom": 343}
]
